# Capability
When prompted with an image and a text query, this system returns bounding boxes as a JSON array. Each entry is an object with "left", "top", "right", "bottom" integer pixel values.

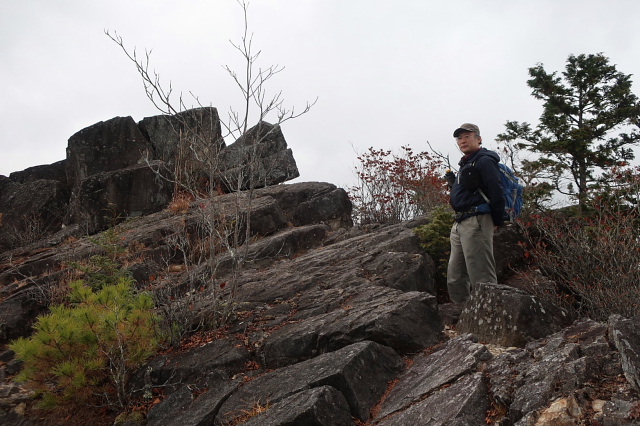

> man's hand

[{"left": 444, "top": 170, "right": 455, "bottom": 188}]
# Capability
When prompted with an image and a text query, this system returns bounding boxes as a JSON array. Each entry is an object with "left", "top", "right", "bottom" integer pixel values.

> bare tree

[{"left": 105, "top": 0, "right": 315, "bottom": 338}]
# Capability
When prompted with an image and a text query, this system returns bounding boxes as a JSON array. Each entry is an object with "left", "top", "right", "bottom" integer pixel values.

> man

[{"left": 446, "top": 123, "right": 505, "bottom": 303}]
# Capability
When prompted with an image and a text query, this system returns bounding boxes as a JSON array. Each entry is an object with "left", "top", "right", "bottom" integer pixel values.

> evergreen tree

[
  {"left": 10, "top": 278, "right": 161, "bottom": 409},
  {"left": 498, "top": 53, "right": 640, "bottom": 208},
  {"left": 9, "top": 230, "right": 163, "bottom": 411}
]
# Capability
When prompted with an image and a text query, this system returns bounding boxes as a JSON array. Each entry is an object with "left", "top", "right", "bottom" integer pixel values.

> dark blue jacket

[{"left": 450, "top": 148, "right": 505, "bottom": 226}]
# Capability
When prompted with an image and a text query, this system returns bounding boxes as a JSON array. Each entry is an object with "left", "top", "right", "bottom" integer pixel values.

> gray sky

[{"left": 2, "top": 0, "right": 639, "bottom": 190}]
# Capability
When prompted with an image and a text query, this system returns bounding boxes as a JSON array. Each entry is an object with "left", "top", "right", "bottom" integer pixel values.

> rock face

[
  {"left": 65, "top": 161, "right": 174, "bottom": 232},
  {"left": 0, "top": 176, "right": 69, "bottom": 250},
  {"left": 63, "top": 116, "right": 167, "bottom": 233},
  {"left": 609, "top": 315, "right": 640, "bottom": 393},
  {"left": 65, "top": 116, "right": 153, "bottom": 190},
  {"left": 9, "top": 160, "right": 68, "bottom": 185},
  {"left": 219, "top": 340, "right": 404, "bottom": 423},
  {"left": 376, "top": 336, "right": 491, "bottom": 423}
]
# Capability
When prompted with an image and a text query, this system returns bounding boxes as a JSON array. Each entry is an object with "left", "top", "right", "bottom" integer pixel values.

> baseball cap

[{"left": 453, "top": 123, "right": 480, "bottom": 138}]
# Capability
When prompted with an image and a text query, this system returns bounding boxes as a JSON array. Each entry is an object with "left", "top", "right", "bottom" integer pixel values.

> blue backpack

[{"left": 477, "top": 162, "right": 525, "bottom": 221}]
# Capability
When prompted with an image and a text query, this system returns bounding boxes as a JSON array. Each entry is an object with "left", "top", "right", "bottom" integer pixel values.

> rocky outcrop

[
  {"left": 257, "top": 181, "right": 353, "bottom": 230},
  {"left": 0, "top": 108, "right": 300, "bottom": 246},
  {"left": 0, "top": 182, "right": 350, "bottom": 344}
]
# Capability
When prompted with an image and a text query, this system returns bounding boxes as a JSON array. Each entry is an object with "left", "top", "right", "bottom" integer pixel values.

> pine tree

[
  {"left": 10, "top": 268, "right": 162, "bottom": 409},
  {"left": 498, "top": 53, "right": 640, "bottom": 208}
]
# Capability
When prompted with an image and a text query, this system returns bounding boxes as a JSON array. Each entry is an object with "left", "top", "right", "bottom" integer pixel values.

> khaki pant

[{"left": 447, "top": 213, "right": 497, "bottom": 303}]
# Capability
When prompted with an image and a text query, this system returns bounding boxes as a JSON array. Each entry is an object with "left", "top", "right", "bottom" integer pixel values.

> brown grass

[{"left": 168, "top": 192, "right": 194, "bottom": 214}]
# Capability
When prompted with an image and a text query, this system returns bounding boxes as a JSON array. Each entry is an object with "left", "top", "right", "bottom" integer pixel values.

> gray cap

[{"left": 453, "top": 123, "right": 480, "bottom": 137}]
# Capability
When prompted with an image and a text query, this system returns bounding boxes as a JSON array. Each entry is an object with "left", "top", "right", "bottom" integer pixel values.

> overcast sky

[{"left": 2, "top": 0, "right": 640, "bottom": 190}]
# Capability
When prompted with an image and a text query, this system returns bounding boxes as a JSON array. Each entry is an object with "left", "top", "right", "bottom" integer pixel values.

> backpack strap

[
  {"left": 471, "top": 160, "right": 491, "bottom": 204},
  {"left": 477, "top": 188, "right": 490, "bottom": 204}
]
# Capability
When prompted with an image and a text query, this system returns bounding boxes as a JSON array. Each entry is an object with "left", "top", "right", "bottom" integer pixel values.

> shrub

[
  {"left": 10, "top": 227, "right": 163, "bottom": 410},
  {"left": 349, "top": 146, "right": 448, "bottom": 225},
  {"left": 520, "top": 198, "right": 640, "bottom": 321},
  {"left": 592, "top": 164, "right": 640, "bottom": 209},
  {"left": 414, "top": 206, "right": 454, "bottom": 302},
  {"left": 67, "top": 227, "right": 132, "bottom": 290},
  {"left": 10, "top": 277, "right": 162, "bottom": 410}
]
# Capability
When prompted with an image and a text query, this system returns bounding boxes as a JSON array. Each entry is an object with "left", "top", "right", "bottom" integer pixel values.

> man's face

[{"left": 455, "top": 131, "right": 482, "bottom": 155}]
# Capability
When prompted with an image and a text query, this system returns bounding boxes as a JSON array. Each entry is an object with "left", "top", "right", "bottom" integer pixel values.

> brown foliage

[{"left": 519, "top": 198, "right": 640, "bottom": 320}]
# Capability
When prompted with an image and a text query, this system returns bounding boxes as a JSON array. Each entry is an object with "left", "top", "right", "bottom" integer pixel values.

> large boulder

[
  {"left": 65, "top": 116, "right": 153, "bottom": 190},
  {"left": 65, "top": 161, "right": 173, "bottom": 233},
  {"left": 216, "top": 340, "right": 404, "bottom": 424},
  {"left": 140, "top": 113, "right": 298, "bottom": 192},
  {"left": 259, "top": 286, "right": 443, "bottom": 368},
  {"left": 378, "top": 373, "right": 488, "bottom": 426},
  {"left": 219, "top": 122, "right": 299, "bottom": 191},
  {"left": 146, "top": 379, "right": 238, "bottom": 426},
  {"left": 212, "top": 224, "right": 330, "bottom": 273},
  {"left": 239, "top": 385, "right": 354, "bottom": 426},
  {"left": 457, "top": 282, "right": 572, "bottom": 347},
  {"left": 377, "top": 334, "right": 492, "bottom": 420},
  {"left": 257, "top": 181, "right": 353, "bottom": 230},
  {"left": 226, "top": 221, "right": 436, "bottom": 306},
  {"left": 138, "top": 107, "right": 225, "bottom": 171}
]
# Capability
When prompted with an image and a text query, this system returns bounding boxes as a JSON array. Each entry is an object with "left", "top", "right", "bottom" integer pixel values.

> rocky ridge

[{"left": 1, "top": 110, "right": 640, "bottom": 426}]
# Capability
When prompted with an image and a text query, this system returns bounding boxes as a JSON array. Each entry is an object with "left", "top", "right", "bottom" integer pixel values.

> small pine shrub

[
  {"left": 414, "top": 205, "right": 454, "bottom": 302},
  {"left": 67, "top": 227, "right": 132, "bottom": 290},
  {"left": 10, "top": 268, "right": 162, "bottom": 410}
]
